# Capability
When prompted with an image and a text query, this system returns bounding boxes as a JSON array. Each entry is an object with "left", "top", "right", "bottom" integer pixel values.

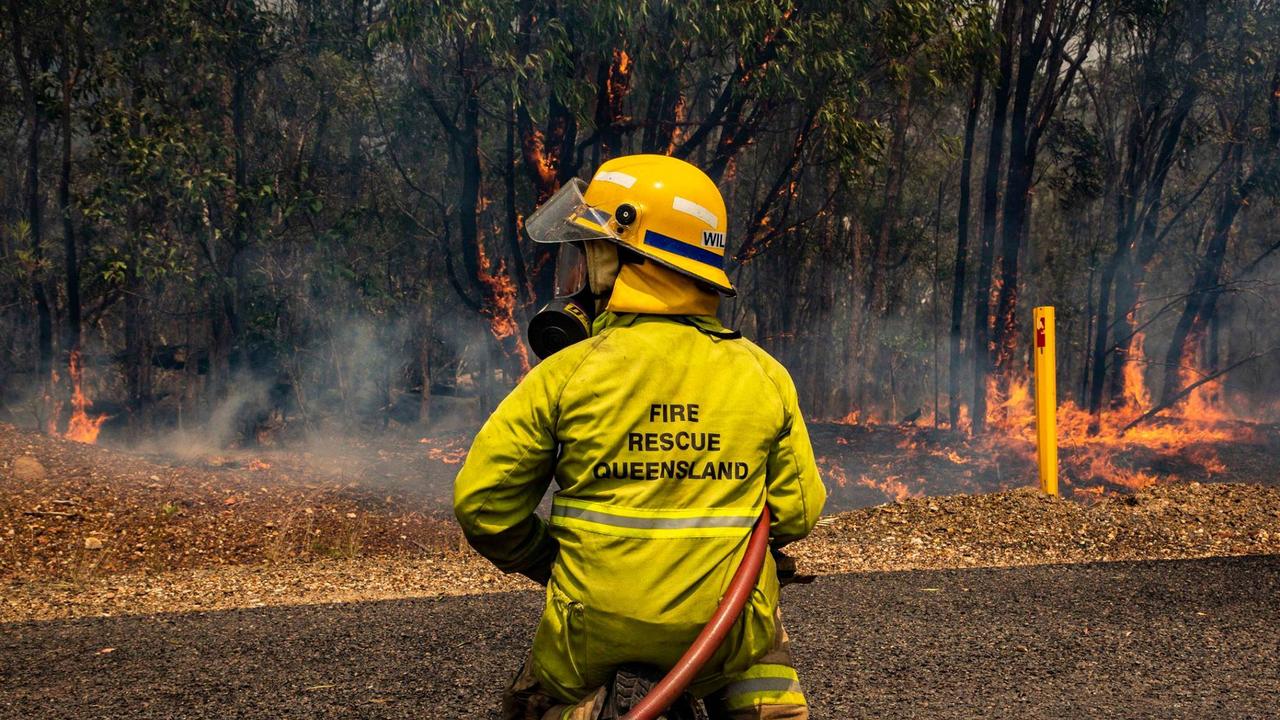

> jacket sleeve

[
  {"left": 453, "top": 360, "right": 565, "bottom": 581},
  {"left": 764, "top": 367, "right": 827, "bottom": 547}
]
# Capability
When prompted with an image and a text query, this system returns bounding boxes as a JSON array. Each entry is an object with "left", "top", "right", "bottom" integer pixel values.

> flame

[
  {"left": 970, "top": 335, "right": 1241, "bottom": 496},
  {"left": 420, "top": 437, "right": 468, "bottom": 465},
  {"left": 1178, "top": 335, "right": 1226, "bottom": 423},
  {"left": 247, "top": 459, "right": 271, "bottom": 471},
  {"left": 1121, "top": 322, "right": 1152, "bottom": 410},
  {"left": 824, "top": 322, "right": 1246, "bottom": 501},
  {"left": 856, "top": 473, "right": 917, "bottom": 502},
  {"left": 63, "top": 350, "right": 107, "bottom": 444},
  {"left": 817, "top": 456, "right": 850, "bottom": 488},
  {"left": 476, "top": 241, "right": 531, "bottom": 375},
  {"left": 666, "top": 94, "right": 687, "bottom": 155}
]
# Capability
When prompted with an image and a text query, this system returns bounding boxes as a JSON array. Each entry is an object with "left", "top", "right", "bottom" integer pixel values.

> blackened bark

[
  {"left": 949, "top": 70, "right": 984, "bottom": 428},
  {"left": 1160, "top": 62, "right": 1280, "bottom": 403},
  {"left": 971, "top": 0, "right": 1018, "bottom": 433},
  {"left": 459, "top": 89, "right": 483, "bottom": 287},
  {"left": 8, "top": 2, "right": 55, "bottom": 415},
  {"left": 992, "top": 0, "right": 1066, "bottom": 381},
  {"left": 1101, "top": 4, "right": 1209, "bottom": 408},
  {"left": 640, "top": 10, "right": 681, "bottom": 155},
  {"left": 504, "top": 92, "right": 528, "bottom": 296},
  {"left": 593, "top": 49, "right": 632, "bottom": 162},
  {"left": 1159, "top": 174, "right": 1241, "bottom": 403},
  {"left": 60, "top": 51, "right": 80, "bottom": 353},
  {"left": 864, "top": 76, "right": 912, "bottom": 316}
]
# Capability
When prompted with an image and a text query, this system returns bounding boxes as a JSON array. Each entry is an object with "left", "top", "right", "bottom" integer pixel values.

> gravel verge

[
  {"left": 5, "top": 482, "right": 1278, "bottom": 623},
  {"left": 3, "top": 556, "right": 1276, "bottom": 719}
]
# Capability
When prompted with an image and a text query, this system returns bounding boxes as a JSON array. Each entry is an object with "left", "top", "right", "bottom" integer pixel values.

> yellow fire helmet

[{"left": 525, "top": 154, "right": 735, "bottom": 295}]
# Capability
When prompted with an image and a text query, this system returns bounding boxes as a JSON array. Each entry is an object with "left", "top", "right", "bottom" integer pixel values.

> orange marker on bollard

[{"left": 1033, "top": 306, "right": 1058, "bottom": 496}]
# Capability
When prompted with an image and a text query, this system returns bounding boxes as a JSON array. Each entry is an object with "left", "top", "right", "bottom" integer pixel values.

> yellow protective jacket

[{"left": 453, "top": 312, "right": 826, "bottom": 701}]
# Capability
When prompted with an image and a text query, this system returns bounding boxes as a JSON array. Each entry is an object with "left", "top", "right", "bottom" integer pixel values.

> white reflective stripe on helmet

[
  {"left": 672, "top": 195, "right": 720, "bottom": 229},
  {"left": 593, "top": 170, "right": 637, "bottom": 188}
]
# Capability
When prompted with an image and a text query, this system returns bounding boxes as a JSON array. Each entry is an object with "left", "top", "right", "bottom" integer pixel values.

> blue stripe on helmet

[{"left": 643, "top": 230, "right": 723, "bottom": 268}]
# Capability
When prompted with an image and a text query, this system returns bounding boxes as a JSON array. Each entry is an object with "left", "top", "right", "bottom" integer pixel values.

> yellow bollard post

[{"left": 1033, "top": 306, "right": 1058, "bottom": 496}]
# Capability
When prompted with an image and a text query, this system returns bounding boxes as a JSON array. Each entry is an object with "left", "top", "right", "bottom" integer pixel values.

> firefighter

[{"left": 454, "top": 154, "right": 826, "bottom": 719}]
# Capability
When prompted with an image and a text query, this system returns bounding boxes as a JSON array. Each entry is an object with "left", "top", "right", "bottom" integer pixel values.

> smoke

[{"left": 132, "top": 374, "right": 272, "bottom": 458}]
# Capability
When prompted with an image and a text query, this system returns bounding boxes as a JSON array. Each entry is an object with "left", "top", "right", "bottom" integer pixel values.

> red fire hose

[{"left": 621, "top": 506, "right": 771, "bottom": 720}]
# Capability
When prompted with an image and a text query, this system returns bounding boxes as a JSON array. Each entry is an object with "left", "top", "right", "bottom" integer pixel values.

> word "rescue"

[{"left": 590, "top": 402, "right": 750, "bottom": 481}]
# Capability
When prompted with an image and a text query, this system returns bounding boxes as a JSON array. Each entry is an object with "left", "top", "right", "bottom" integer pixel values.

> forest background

[{"left": 2, "top": 0, "right": 1279, "bottom": 444}]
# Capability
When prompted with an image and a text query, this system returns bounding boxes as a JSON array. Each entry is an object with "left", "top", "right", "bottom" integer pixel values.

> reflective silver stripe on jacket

[
  {"left": 723, "top": 677, "right": 802, "bottom": 698},
  {"left": 550, "top": 503, "right": 756, "bottom": 530}
]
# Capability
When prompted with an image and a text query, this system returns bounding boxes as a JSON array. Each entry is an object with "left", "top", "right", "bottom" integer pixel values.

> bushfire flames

[
  {"left": 63, "top": 350, "right": 108, "bottom": 445},
  {"left": 476, "top": 240, "right": 532, "bottom": 376},
  {"left": 824, "top": 329, "right": 1248, "bottom": 501},
  {"left": 420, "top": 437, "right": 468, "bottom": 465}
]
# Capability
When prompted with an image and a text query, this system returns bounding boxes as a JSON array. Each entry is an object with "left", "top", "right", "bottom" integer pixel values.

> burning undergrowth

[
  {"left": 0, "top": 423, "right": 471, "bottom": 581},
  {"left": 816, "top": 338, "right": 1276, "bottom": 508}
]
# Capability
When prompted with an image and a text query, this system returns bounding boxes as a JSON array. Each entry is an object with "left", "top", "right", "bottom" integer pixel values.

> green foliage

[{"left": 3, "top": 0, "right": 1280, "bottom": 429}]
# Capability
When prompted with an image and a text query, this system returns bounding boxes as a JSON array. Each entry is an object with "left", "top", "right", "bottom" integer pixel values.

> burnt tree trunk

[
  {"left": 59, "top": 56, "right": 80, "bottom": 358},
  {"left": 1160, "top": 151, "right": 1243, "bottom": 402},
  {"left": 1160, "top": 62, "right": 1280, "bottom": 404},
  {"left": 592, "top": 48, "right": 633, "bottom": 163},
  {"left": 949, "top": 70, "right": 984, "bottom": 428},
  {"left": 1100, "top": 5, "right": 1208, "bottom": 410},
  {"left": 971, "top": 0, "right": 1019, "bottom": 433},
  {"left": 8, "top": 2, "right": 56, "bottom": 427}
]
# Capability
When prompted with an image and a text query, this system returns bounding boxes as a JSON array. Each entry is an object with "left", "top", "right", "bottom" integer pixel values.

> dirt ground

[
  {"left": 3, "top": 421, "right": 1280, "bottom": 718},
  {"left": 4, "top": 556, "right": 1278, "bottom": 719},
  {"left": 0, "top": 423, "right": 468, "bottom": 581},
  {"left": 3, "top": 421, "right": 1279, "bottom": 623}
]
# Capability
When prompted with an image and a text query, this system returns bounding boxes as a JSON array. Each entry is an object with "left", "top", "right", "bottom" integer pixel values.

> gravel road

[{"left": 3, "top": 555, "right": 1277, "bottom": 719}]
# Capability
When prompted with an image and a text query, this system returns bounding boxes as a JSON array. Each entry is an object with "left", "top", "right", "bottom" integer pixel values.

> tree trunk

[
  {"left": 949, "top": 70, "right": 983, "bottom": 428},
  {"left": 971, "top": 0, "right": 1018, "bottom": 433},
  {"left": 60, "top": 53, "right": 80, "bottom": 355},
  {"left": 1159, "top": 151, "right": 1243, "bottom": 403},
  {"left": 8, "top": 1, "right": 56, "bottom": 427},
  {"left": 1161, "top": 60, "right": 1279, "bottom": 403},
  {"left": 593, "top": 48, "right": 632, "bottom": 162},
  {"left": 1102, "top": 6, "right": 1208, "bottom": 409},
  {"left": 863, "top": 75, "right": 912, "bottom": 316},
  {"left": 123, "top": 255, "right": 152, "bottom": 436},
  {"left": 991, "top": 0, "right": 1059, "bottom": 383}
]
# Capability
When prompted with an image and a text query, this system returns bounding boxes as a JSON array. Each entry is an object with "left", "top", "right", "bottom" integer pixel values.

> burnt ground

[
  {"left": 2, "top": 554, "right": 1277, "bottom": 719},
  {"left": 5, "top": 419, "right": 1280, "bottom": 583}
]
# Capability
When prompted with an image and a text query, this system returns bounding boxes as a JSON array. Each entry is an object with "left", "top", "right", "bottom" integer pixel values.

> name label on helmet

[{"left": 702, "top": 231, "right": 726, "bottom": 249}]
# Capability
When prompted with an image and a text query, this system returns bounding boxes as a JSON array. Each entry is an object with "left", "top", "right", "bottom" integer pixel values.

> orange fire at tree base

[{"left": 63, "top": 349, "right": 108, "bottom": 444}]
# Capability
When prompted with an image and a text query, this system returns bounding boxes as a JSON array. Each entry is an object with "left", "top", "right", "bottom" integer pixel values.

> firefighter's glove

[
  {"left": 772, "top": 547, "right": 816, "bottom": 586},
  {"left": 517, "top": 530, "right": 559, "bottom": 587}
]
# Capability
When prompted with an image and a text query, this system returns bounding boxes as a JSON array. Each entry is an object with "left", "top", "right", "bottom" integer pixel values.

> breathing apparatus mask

[
  {"left": 527, "top": 240, "right": 622, "bottom": 359},
  {"left": 525, "top": 178, "right": 631, "bottom": 359}
]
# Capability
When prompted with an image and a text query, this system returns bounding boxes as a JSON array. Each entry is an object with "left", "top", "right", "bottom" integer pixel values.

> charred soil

[{"left": 2, "top": 421, "right": 1279, "bottom": 623}]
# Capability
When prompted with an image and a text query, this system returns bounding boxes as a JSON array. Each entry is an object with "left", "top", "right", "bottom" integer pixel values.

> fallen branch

[
  {"left": 1119, "top": 349, "right": 1275, "bottom": 436},
  {"left": 24, "top": 510, "right": 82, "bottom": 519}
]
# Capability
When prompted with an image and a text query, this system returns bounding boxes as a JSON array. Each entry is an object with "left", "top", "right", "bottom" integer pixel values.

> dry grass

[{"left": 6, "top": 482, "right": 1279, "bottom": 624}]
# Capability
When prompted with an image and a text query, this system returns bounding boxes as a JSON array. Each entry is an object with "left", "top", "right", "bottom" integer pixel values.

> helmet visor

[
  {"left": 552, "top": 242, "right": 589, "bottom": 298},
  {"left": 525, "top": 178, "right": 620, "bottom": 244}
]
